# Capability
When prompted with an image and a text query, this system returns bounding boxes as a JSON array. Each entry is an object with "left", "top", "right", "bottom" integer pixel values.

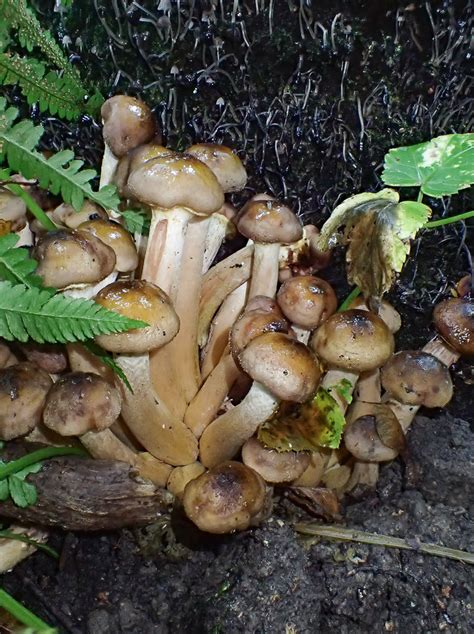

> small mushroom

[
  {"left": 236, "top": 198, "right": 302, "bottom": 299},
  {"left": 381, "top": 350, "right": 453, "bottom": 407},
  {"left": 78, "top": 218, "right": 139, "bottom": 273},
  {"left": 100, "top": 95, "right": 159, "bottom": 187},
  {"left": 182, "top": 461, "right": 270, "bottom": 534},
  {"left": 277, "top": 275, "right": 337, "bottom": 342},
  {"left": 33, "top": 229, "right": 117, "bottom": 296},
  {"left": 17, "top": 343, "right": 68, "bottom": 375},
  {"left": 0, "top": 190, "right": 27, "bottom": 231},
  {"left": 0, "top": 362, "right": 53, "bottom": 440},
  {"left": 94, "top": 280, "right": 198, "bottom": 466},
  {"left": 167, "top": 462, "right": 206, "bottom": 500},
  {"left": 52, "top": 201, "right": 108, "bottom": 229},
  {"left": 433, "top": 297, "right": 474, "bottom": 356},
  {"left": 230, "top": 304, "right": 289, "bottom": 358},
  {"left": 343, "top": 412, "right": 403, "bottom": 463},
  {"left": 242, "top": 437, "right": 310, "bottom": 483}
]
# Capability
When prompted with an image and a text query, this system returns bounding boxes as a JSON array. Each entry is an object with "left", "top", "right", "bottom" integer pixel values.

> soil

[
  {"left": 3, "top": 413, "right": 473, "bottom": 633},
  {"left": 1, "top": 0, "right": 473, "bottom": 632}
]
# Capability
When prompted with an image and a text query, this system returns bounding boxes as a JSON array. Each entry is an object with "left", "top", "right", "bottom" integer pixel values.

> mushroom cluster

[{"left": 1, "top": 94, "right": 472, "bottom": 534}]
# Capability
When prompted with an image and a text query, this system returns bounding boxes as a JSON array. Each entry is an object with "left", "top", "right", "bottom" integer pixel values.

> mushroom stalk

[
  {"left": 99, "top": 143, "right": 119, "bottom": 189},
  {"left": 199, "top": 382, "right": 279, "bottom": 468},
  {"left": 202, "top": 213, "right": 232, "bottom": 273},
  {"left": 383, "top": 337, "right": 459, "bottom": 432},
  {"left": 184, "top": 346, "right": 242, "bottom": 438},
  {"left": 116, "top": 354, "right": 198, "bottom": 466},
  {"left": 201, "top": 282, "right": 248, "bottom": 379},
  {"left": 248, "top": 242, "right": 280, "bottom": 300}
]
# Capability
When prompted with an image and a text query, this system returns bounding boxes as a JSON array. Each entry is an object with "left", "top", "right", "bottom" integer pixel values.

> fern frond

[
  {"left": 121, "top": 209, "right": 151, "bottom": 235},
  {"left": 0, "top": 281, "right": 148, "bottom": 344},
  {"left": 0, "top": 97, "right": 17, "bottom": 153},
  {"left": 0, "top": 107, "right": 120, "bottom": 212},
  {"left": 0, "top": 233, "right": 44, "bottom": 288},
  {"left": 0, "top": 52, "right": 85, "bottom": 120}
]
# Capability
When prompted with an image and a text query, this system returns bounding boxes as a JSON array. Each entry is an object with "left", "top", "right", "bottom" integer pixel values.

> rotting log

[{"left": 0, "top": 451, "right": 173, "bottom": 531}]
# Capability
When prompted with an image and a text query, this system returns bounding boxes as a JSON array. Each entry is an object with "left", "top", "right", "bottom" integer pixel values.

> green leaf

[
  {"left": 0, "top": 478, "right": 9, "bottom": 500},
  {"left": 317, "top": 190, "right": 431, "bottom": 301},
  {"left": 0, "top": 281, "right": 148, "bottom": 344},
  {"left": 14, "top": 461, "right": 43, "bottom": 480},
  {"left": 0, "top": 52, "right": 85, "bottom": 120},
  {"left": 0, "top": 233, "right": 44, "bottom": 288},
  {"left": 0, "top": 108, "right": 120, "bottom": 212},
  {"left": 382, "top": 133, "right": 474, "bottom": 197},
  {"left": 258, "top": 387, "right": 346, "bottom": 452},
  {"left": 330, "top": 378, "right": 354, "bottom": 405},
  {"left": 121, "top": 209, "right": 151, "bottom": 236},
  {"left": 8, "top": 475, "right": 37, "bottom": 507}
]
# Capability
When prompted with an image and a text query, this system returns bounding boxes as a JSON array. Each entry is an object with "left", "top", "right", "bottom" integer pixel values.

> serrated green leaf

[
  {"left": 0, "top": 479, "right": 9, "bottom": 500},
  {"left": 121, "top": 209, "right": 151, "bottom": 236},
  {"left": 0, "top": 113, "right": 120, "bottom": 212},
  {"left": 258, "top": 387, "right": 346, "bottom": 452},
  {"left": 0, "top": 232, "right": 44, "bottom": 288},
  {"left": 0, "top": 281, "right": 148, "bottom": 344},
  {"left": 317, "top": 191, "right": 431, "bottom": 301},
  {"left": 382, "top": 134, "right": 474, "bottom": 197},
  {"left": 8, "top": 474, "right": 37, "bottom": 507}
]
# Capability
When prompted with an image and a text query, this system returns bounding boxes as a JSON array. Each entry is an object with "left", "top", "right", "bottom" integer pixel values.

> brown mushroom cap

[
  {"left": 94, "top": 280, "right": 179, "bottom": 354},
  {"left": 343, "top": 415, "right": 400, "bottom": 462},
  {"left": 101, "top": 95, "right": 160, "bottom": 158},
  {"left": 241, "top": 437, "right": 310, "bottom": 483},
  {"left": 381, "top": 350, "right": 453, "bottom": 407},
  {"left": 33, "top": 229, "right": 116, "bottom": 289},
  {"left": 182, "top": 461, "right": 268, "bottom": 534},
  {"left": 350, "top": 297, "right": 402, "bottom": 334},
  {"left": 78, "top": 219, "right": 139, "bottom": 273},
  {"left": 236, "top": 199, "right": 303, "bottom": 244},
  {"left": 277, "top": 275, "right": 337, "bottom": 330},
  {"left": 18, "top": 343, "right": 68, "bottom": 374},
  {"left": 238, "top": 332, "right": 322, "bottom": 402},
  {"left": 167, "top": 462, "right": 206, "bottom": 500},
  {"left": 0, "top": 191, "right": 27, "bottom": 230},
  {"left": 43, "top": 372, "right": 121, "bottom": 436},
  {"left": 52, "top": 201, "right": 108, "bottom": 230},
  {"left": 186, "top": 143, "right": 247, "bottom": 193},
  {"left": 433, "top": 298, "right": 474, "bottom": 356},
  {"left": 230, "top": 308, "right": 289, "bottom": 358},
  {"left": 310, "top": 309, "right": 395, "bottom": 372},
  {"left": 114, "top": 142, "right": 172, "bottom": 196},
  {"left": 127, "top": 154, "right": 224, "bottom": 215},
  {"left": 0, "top": 362, "right": 53, "bottom": 440}
]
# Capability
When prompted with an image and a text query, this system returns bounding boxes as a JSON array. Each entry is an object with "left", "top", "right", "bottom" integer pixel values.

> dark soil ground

[{"left": 1, "top": 0, "right": 473, "bottom": 632}]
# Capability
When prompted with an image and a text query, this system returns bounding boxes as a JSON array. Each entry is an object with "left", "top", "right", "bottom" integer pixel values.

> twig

[{"left": 294, "top": 523, "right": 474, "bottom": 564}]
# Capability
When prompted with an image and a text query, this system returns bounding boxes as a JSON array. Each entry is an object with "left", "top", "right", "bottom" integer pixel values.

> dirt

[{"left": 3, "top": 413, "right": 472, "bottom": 633}]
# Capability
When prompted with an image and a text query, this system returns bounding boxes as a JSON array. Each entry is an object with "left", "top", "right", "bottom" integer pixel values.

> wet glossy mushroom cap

[
  {"left": 230, "top": 308, "right": 289, "bottom": 358},
  {"left": 94, "top": 279, "right": 179, "bottom": 354},
  {"left": 350, "top": 297, "right": 402, "bottom": 334},
  {"left": 277, "top": 275, "right": 337, "bottom": 330},
  {"left": 186, "top": 143, "right": 247, "bottom": 193},
  {"left": 33, "top": 229, "right": 116, "bottom": 289},
  {"left": 343, "top": 414, "right": 401, "bottom": 462},
  {"left": 127, "top": 154, "right": 224, "bottom": 215},
  {"left": 433, "top": 298, "right": 474, "bottom": 356},
  {"left": 182, "top": 461, "right": 268, "bottom": 534},
  {"left": 242, "top": 437, "right": 310, "bottom": 483},
  {"left": 381, "top": 350, "right": 453, "bottom": 407},
  {"left": 114, "top": 142, "right": 172, "bottom": 196},
  {"left": 0, "top": 191, "right": 27, "bottom": 230},
  {"left": 238, "top": 332, "right": 322, "bottom": 402},
  {"left": 43, "top": 372, "right": 121, "bottom": 436},
  {"left": 52, "top": 201, "right": 108, "bottom": 229},
  {"left": 310, "top": 309, "right": 394, "bottom": 372},
  {"left": 101, "top": 95, "right": 160, "bottom": 158},
  {"left": 236, "top": 199, "right": 303, "bottom": 244},
  {"left": 0, "top": 362, "right": 53, "bottom": 440},
  {"left": 78, "top": 218, "right": 139, "bottom": 272}
]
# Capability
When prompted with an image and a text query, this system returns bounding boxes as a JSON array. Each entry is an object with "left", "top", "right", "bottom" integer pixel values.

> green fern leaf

[
  {"left": 0, "top": 281, "right": 148, "bottom": 344},
  {"left": 0, "top": 233, "right": 44, "bottom": 288},
  {"left": 0, "top": 52, "right": 85, "bottom": 120},
  {"left": 0, "top": 108, "right": 120, "bottom": 212},
  {"left": 121, "top": 209, "right": 151, "bottom": 235}
]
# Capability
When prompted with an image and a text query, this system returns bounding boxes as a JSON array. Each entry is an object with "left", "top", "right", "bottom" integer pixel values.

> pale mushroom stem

[
  {"left": 199, "top": 382, "right": 279, "bottom": 468},
  {"left": 166, "top": 217, "right": 210, "bottom": 405},
  {"left": 99, "top": 143, "right": 119, "bottom": 189},
  {"left": 202, "top": 214, "right": 230, "bottom": 273},
  {"left": 201, "top": 282, "right": 248, "bottom": 379},
  {"left": 184, "top": 346, "right": 242, "bottom": 438},
  {"left": 383, "top": 336, "right": 460, "bottom": 432},
  {"left": 292, "top": 326, "right": 311, "bottom": 344},
  {"left": 248, "top": 243, "right": 280, "bottom": 300},
  {"left": 198, "top": 244, "right": 253, "bottom": 347},
  {"left": 0, "top": 526, "right": 49, "bottom": 574},
  {"left": 116, "top": 354, "right": 198, "bottom": 466}
]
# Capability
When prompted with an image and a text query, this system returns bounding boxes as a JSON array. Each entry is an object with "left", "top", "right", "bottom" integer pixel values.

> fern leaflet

[
  {"left": 121, "top": 209, "right": 151, "bottom": 235},
  {"left": 0, "top": 52, "right": 85, "bottom": 120},
  {"left": 0, "top": 233, "right": 44, "bottom": 288},
  {"left": 0, "top": 103, "right": 120, "bottom": 212},
  {"left": 0, "top": 281, "right": 148, "bottom": 344}
]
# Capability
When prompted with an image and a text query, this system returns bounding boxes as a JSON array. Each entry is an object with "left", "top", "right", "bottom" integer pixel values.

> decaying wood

[{"left": 0, "top": 454, "right": 173, "bottom": 531}]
